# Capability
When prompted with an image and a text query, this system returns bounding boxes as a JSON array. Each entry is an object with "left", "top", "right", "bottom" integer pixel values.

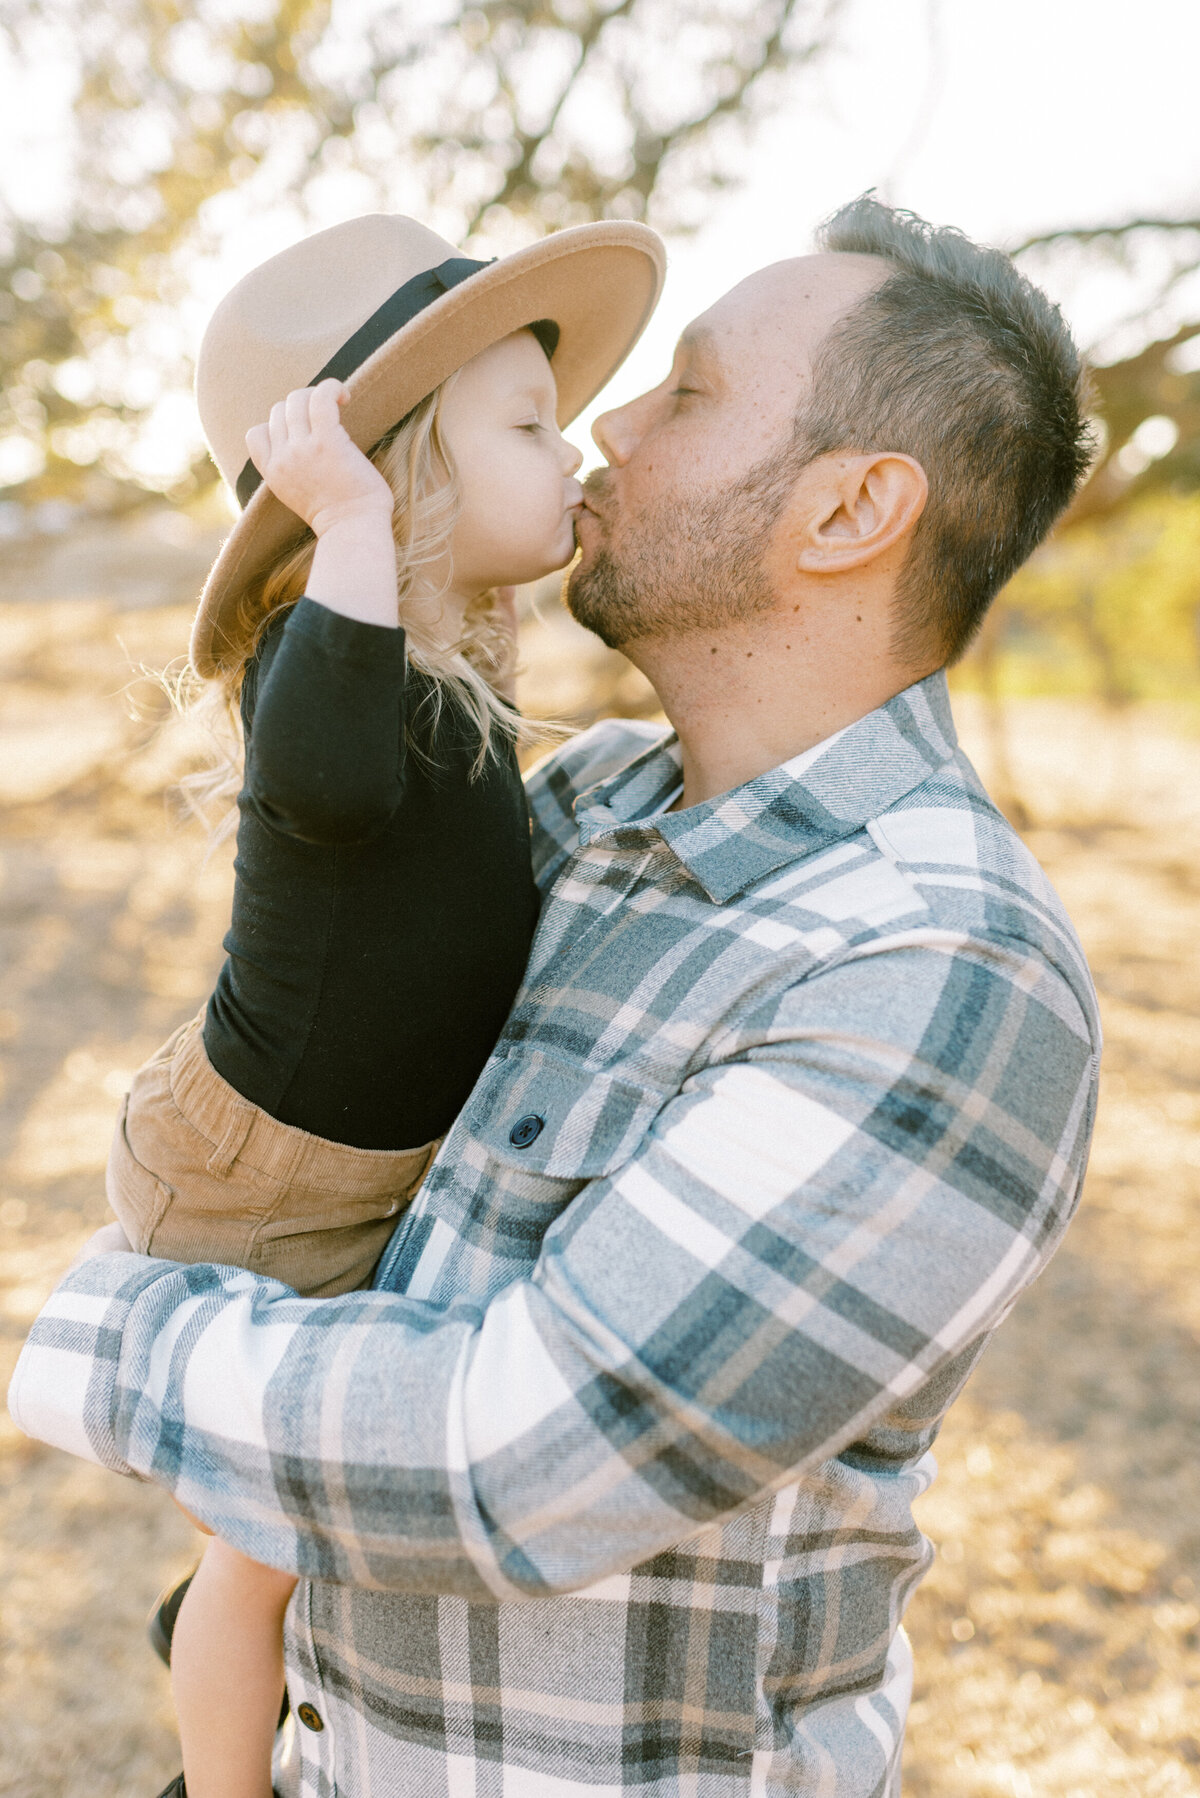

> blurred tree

[
  {"left": 1015, "top": 217, "right": 1200, "bottom": 526},
  {"left": 940, "top": 212, "right": 1200, "bottom": 824},
  {"left": 0, "top": 0, "right": 843, "bottom": 510},
  {"left": 997, "top": 491, "right": 1200, "bottom": 704},
  {"left": 956, "top": 212, "right": 1200, "bottom": 749}
]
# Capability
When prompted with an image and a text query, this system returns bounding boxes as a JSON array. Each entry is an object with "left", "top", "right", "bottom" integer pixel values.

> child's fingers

[
  {"left": 267, "top": 397, "right": 290, "bottom": 457},
  {"left": 308, "top": 378, "right": 346, "bottom": 436},
  {"left": 244, "top": 420, "right": 271, "bottom": 473},
  {"left": 285, "top": 385, "right": 313, "bottom": 438}
]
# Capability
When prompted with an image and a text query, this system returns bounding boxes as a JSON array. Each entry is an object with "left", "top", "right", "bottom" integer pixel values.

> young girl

[{"left": 102, "top": 212, "right": 664, "bottom": 1798}]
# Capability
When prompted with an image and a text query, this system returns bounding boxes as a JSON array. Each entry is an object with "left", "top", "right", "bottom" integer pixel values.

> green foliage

[
  {"left": 1, "top": 0, "right": 343, "bottom": 505},
  {"left": 969, "top": 491, "right": 1200, "bottom": 704}
]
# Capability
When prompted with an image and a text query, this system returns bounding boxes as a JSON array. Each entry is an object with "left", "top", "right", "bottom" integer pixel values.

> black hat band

[{"left": 235, "top": 255, "right": 559, "bottom": 509}]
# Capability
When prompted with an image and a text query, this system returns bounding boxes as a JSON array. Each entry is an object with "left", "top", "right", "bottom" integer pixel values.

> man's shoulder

[
  {"left": 861, "top": 751, "right": 1099, "bottom": 1030},
  {"left": 872, "top": 752, "right": 1061, "bottom": 922}
]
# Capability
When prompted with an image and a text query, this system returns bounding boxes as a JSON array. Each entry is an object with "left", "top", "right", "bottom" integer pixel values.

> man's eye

[{"left": 672, "top": 386, "right": 699, "bottom": 400}]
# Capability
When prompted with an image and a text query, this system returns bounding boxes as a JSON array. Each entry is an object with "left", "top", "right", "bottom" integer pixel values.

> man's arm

[{"left": 9, "top": 933, "right": 1097, "bottom": 1597}]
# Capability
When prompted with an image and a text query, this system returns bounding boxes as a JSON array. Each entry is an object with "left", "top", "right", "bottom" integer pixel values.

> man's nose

[{"left": 592, "top": 394, "right": 647, "bottom": 467}]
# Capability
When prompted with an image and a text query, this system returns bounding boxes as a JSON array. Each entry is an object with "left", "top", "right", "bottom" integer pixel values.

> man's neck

[{"left": 627, "top": 603, "right": 929, "bottom": 810}]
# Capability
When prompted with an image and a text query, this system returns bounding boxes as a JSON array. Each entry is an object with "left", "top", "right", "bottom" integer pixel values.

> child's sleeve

[{"left": 242, "top": 595, "right": 409, "bottom": 846}]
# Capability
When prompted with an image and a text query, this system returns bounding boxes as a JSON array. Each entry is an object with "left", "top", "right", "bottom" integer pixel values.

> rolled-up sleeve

[{"left": 8, "top": 928, "right": 1097, "bottom": 1596}]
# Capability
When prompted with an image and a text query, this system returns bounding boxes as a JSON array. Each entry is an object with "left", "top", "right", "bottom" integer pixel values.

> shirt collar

[{"left": 572, "top": 669, "right": 960, "bottom": 903}]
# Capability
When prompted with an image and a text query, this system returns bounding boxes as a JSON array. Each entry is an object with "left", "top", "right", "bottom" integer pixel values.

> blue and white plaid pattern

[{"left": 9, "top": 671, "right": 1099, "bottom": 1796}]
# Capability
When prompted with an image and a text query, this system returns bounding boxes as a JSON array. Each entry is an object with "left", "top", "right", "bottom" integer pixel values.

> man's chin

[
  {"left": 564, "top": 556, "right": 636, "bottom": 652},
  {"left": 563, "top": 560, "right": 592, "bottom": 625},
  {"left": 564, "top": 560, "right": 606, "bottom": 637}
]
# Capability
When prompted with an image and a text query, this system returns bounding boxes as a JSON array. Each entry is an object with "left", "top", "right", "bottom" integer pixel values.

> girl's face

[{"left": 438, "top": 331, "right": 585, "bottom": 597}]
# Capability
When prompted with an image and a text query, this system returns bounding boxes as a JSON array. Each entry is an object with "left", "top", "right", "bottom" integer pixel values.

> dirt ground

[{"left": 1, "top": 585, "right": 1199, "bottom": 1796}]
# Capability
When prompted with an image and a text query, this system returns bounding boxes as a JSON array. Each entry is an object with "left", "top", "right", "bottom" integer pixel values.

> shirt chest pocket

[
  {"left": 385, "top": 1051, "right": 670, "bottom": 1300},
  {"left": 468, "top": 1048, "right": 668, "bottom": 1187}
]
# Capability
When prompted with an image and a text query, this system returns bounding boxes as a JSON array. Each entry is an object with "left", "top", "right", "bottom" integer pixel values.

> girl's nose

[{"left": 562, "top": 435, "right": 584, "bottom": 477}]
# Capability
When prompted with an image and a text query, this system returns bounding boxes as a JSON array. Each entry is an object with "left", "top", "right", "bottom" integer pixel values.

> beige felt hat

[{"left": 190, "top": 213, "right": 666, "bottom": 676}]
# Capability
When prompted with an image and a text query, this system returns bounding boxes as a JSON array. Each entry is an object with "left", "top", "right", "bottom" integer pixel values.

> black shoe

[
  {"left": 147, "top": 1568, "right": 196, "bottom": 1668},
  {"left": 154, "top": 1778, "right": 185, "bottom": 1798}
]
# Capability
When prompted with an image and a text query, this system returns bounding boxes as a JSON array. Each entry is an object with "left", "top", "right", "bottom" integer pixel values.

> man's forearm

[
  {"left": 9, "top": 1255, "right": 494, "bottom": 1591},
  {"left": 5, "top": 1164, "right": 1046, "bottom": 1604},
  {"left": 10, "top": 935, "right": 1096, "bottom": 1598}
]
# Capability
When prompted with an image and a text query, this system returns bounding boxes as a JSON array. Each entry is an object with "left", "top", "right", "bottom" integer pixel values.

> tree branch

[
  {"left": 461, "top": 0, "right": 641, "bottom": 234},
  {"left": 651, "top": 0, "right": 839, "bottom": 166},
  {"left": 1014, "top": 215, "right": 1200, "bottom": 256}
]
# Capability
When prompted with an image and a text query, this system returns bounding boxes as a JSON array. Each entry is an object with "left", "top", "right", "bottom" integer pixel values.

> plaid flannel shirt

[{"left": 9, "top": 670, "right": 1099, "bottom": 1797}]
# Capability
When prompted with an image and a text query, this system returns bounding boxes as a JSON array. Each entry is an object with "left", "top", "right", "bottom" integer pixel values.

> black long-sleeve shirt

[{"left": 202, "top": 597, "right": 540, "bottom": 1150}]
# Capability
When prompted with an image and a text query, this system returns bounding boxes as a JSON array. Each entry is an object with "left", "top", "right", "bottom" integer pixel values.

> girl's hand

[{"left": 244, "top": 380, "right": 393, "bottom": 537}]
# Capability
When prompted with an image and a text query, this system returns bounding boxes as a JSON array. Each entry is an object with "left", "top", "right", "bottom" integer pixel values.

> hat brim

[{"left": 190, "top": 221, "right": 666, "bottom": 677}]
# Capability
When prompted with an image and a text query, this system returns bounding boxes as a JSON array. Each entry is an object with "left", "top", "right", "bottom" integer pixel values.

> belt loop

[{"left": 205, "top": 1103, "right": 255, "bottom": 1179}]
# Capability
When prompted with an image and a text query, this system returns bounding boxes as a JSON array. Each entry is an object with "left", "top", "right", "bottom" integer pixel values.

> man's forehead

[{"left": 680, "top": 252, "right": 887, "bottom": 366}]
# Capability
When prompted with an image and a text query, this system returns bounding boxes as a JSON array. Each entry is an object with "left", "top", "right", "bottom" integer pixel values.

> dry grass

[{"left": 1, "top": 589, "right": 1198, "bottom": 1795}]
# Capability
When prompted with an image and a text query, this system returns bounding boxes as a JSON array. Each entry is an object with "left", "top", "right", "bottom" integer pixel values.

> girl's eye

[{"left": 518, "top": 421, "right": 543, "bottom": 434}]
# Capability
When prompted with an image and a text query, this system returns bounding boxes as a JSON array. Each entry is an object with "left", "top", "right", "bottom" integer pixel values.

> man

[{"left": 10, "top": 197, "right": 1099, "bottom": 1796}]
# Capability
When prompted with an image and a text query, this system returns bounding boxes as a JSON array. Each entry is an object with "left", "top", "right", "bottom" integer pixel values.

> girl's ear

[{"left": 793, "top": 453, "right": 927, "bottom": 573}]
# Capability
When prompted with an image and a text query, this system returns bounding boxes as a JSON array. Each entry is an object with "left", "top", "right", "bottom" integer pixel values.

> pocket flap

[{"left": 470, "top": 1050, "right": 666, "bottom": 1179}]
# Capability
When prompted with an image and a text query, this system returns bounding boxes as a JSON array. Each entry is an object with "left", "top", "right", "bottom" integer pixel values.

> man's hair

[{"left": 801, "top": 196, "right": 1094, "bottom": 665}]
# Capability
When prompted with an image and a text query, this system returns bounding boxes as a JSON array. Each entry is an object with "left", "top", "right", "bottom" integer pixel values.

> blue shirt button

[{"left": 509, "top": 1114, "right": 545, "bottom": 1148}]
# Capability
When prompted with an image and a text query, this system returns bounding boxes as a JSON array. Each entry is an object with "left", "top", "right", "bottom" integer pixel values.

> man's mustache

[{"left": 581, "top": 469, "right": 613, "bottom": 511}]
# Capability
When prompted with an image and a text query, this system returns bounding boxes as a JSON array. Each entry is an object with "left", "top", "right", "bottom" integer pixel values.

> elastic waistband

[{"left": 169, "top": 1012, "right": 440, "bottom": 1195}]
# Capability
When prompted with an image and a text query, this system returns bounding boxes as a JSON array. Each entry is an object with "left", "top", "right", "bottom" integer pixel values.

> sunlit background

[{"left": 2, "top": 2, "right": 1200, "bottom": 1793}]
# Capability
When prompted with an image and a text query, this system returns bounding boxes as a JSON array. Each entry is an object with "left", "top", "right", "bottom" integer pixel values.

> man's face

[{"left": 567, "top": 253, "right": 885, "bottom": 648}]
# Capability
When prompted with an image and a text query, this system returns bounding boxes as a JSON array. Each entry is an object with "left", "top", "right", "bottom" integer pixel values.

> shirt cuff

[
  {"left": 289, "top": 594, "right": 408, "bottom": 667},
  {"left": 7, "top": 1251, "right": 158, "bottom": 1476}
]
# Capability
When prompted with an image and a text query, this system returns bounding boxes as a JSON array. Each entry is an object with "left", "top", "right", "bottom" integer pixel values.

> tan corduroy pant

[{"left": 106, "top": 1013, "right": 439, "bottom": 1297}]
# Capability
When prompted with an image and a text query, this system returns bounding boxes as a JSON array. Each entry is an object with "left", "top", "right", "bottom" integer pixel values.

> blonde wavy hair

[{"left": 177, "top": 372, "right": 541, "bottom": 838}]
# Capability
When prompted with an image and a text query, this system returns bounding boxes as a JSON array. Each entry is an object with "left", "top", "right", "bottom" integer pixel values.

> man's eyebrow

[{"left": 677, "top": 325, "right": 717, "bottom": 360}]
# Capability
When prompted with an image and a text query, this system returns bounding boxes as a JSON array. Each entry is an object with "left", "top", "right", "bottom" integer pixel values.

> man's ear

[{"left": 793, "top": 453, "right": 928, "bottom": 573}]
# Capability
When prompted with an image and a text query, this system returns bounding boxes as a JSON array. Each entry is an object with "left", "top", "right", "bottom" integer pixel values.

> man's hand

[
  {"left": 244, "top": 379, "right": 394, "bottom": 538},
  {"left": 65, "top": 1219, "right": 133, "bottom": 1277}
]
